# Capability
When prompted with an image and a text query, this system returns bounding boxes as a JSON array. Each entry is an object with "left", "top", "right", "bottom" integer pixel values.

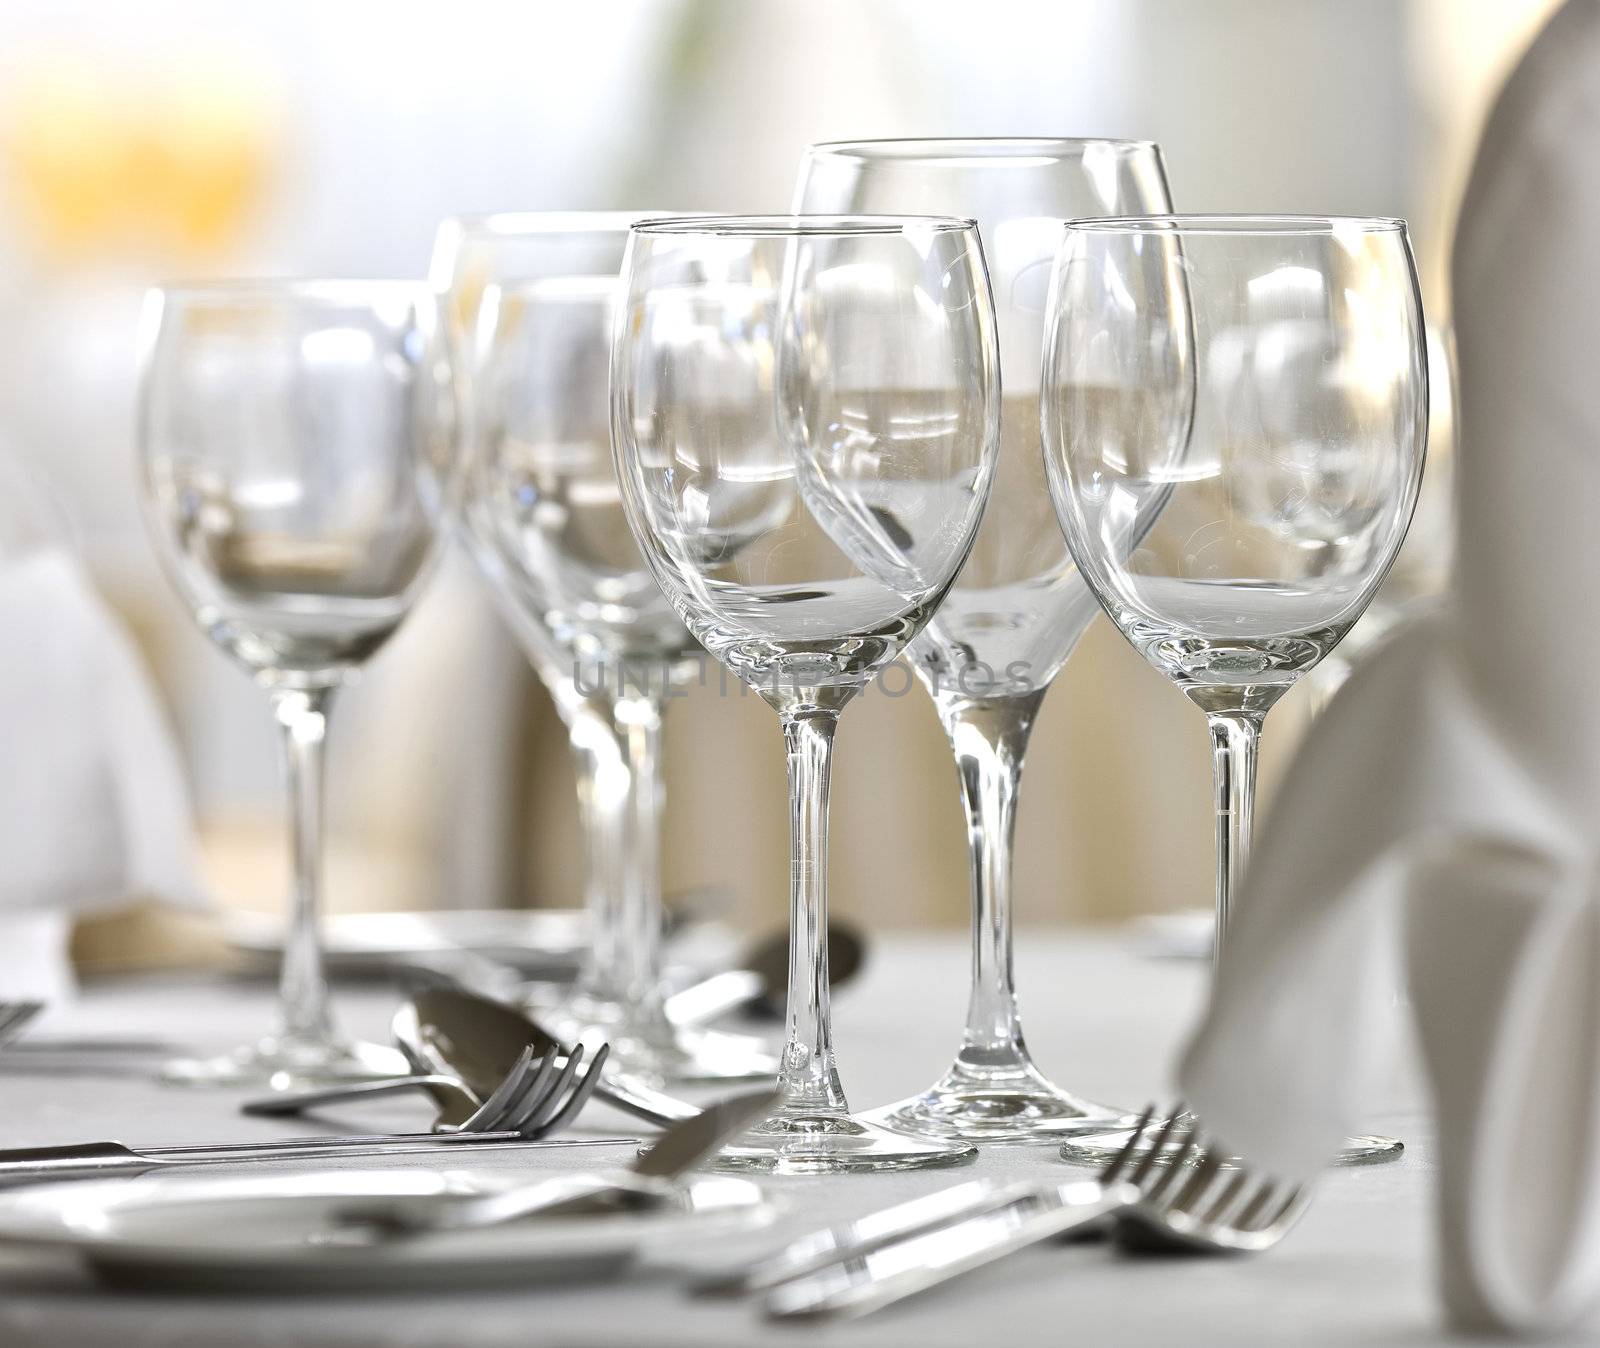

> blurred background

[{"left": 0, "top": 0, "right": 1557, "bottom": 952}]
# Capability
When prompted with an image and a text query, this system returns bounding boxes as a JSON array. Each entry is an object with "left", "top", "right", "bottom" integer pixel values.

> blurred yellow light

[{"left": 3, "top": 52, "right": 281, "bottom": 263}]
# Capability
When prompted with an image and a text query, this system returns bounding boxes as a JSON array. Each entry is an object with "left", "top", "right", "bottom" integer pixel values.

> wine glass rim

[
  {"left": 151, "top": 278, "right": 429, "bottom": 305},
  {"left": 437, "top": 210, "right": 691, "bottom": 239},
  {"left": 803, "top": 136, "right": 1162, "bottom": 163},
  {"left": 1064, "top": 213, "right": 1407, "bottom": 236},
  {"left": 631, "top": 214, "right": 978, "bottom": 237}
]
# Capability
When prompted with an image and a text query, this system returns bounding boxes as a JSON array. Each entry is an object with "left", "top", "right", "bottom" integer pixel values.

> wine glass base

[
  {"left": 708, "top": 1109, "right": 978, "bottom": 1175},
  {"left": 544, "top": 996, "right": 778, "bottom": 1084},
  {"left": 861, "top": 1068, "right": 1140, "bottom": 1143},
  {"left": 161, "top": 1033, "right": 409, "bottom": 1090},
  {"left": 1057, "top": 1117, "right": 1405, "bottom": 1169}
]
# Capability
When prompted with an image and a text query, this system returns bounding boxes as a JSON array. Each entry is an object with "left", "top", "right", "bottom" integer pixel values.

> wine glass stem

[
  {"left": 267, "top": 686, "right": 337, "bottom": 1044},
  {"left": 570, "top": 691, "right": 668, "bottom": 1010},
  {"left": 1206, "top": 709, "right": 1264, "bottom": 952},
  {"left": 940, "top": 691, "right": 1045, "bottom": 1071},
  {"left": 612, "top": 691, "right": 667, "bottom": 1005},
  {"left": 569, "top": 701, "right": 628, "bottom": 1001},
  {"left": 778, "top": 708, "right": 847, "bottom": 1115}
]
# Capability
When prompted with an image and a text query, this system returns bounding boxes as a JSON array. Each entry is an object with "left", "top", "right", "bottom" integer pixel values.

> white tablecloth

[{"left": 0, "top": 932, "right": 1444, "bottom": 1346}]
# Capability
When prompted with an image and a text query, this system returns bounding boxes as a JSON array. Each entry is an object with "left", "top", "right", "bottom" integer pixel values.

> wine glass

[
  {"left": 1302, "top": 323, "right": 1457, "bottom": 713},
  {"left": 795, "top": 137, "right": 1172, "bottom": 1141},
  {"left": 431, "top": 213, "right": 772, "bottom": 1080},
  {"left": 138, "top": 281, "right": 451, "bottom": 1087},
  {"left": 612, "top": 215, "right": 1000, "bottom": 1171},
  {"left": 1040, "top": 216, "right": 1427, "bottom": 1164}
]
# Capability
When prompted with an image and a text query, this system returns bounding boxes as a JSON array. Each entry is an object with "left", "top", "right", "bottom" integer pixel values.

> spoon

[
  {"left": 396, "top": 990, "right": 701, "bottom": 1128},
  {"left": 332, "top": 1087, "right": 779, "bottom": 1240},
  {"left": 663, "top": 921, "right": 867, "bottom": 1026}
]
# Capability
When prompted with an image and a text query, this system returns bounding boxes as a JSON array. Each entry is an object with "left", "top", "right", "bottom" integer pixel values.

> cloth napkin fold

[
  {"left": 0, "top": 535, "right": 207, "bottom": 1000},
  {"left": 1179, "top": 0, "right": 1600, "bottom": 1333}
]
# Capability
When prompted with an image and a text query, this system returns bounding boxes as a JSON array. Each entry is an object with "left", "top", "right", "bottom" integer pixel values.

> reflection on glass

[
  {"left": 613, "top": 215, "right": 999, "bottom": 1172},
  {"left": 431, "top": 214, "right": 773, "bottom": 1082},
  {"left": 139, "top": 281, "right": 450, "bottom": 1088},
  {"left": 796, "top": 137, "right": 1173, "bottom": 1142},
  {"left": 1042, "top": 216, "right": 1427, "bottom": 1165}
]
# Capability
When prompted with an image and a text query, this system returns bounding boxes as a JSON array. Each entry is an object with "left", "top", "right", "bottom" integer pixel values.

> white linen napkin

[
  {"left": 0, "top": 543, "right": 208, "bottom": 999},
  {"left": 1178, "top": 0, "right": 1600, "bottom": 1333}
]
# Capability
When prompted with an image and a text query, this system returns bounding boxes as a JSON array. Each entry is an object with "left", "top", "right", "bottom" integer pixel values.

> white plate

[{"left": 0, "top": 1167, "right": 773, "bottom": 1292}]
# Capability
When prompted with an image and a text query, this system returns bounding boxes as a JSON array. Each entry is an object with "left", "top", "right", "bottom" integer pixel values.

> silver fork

[
  {"left": 240, "top": 1042, "right": 609, "bottom": 1138},
  {"left": 0, "top": 1002, "right": 44, "bottom": 1049},
  {"left": 0, "top": 1042, "right": 618, "bottom": 1188},
  {"left": 242, "top": 1075, "right": 481, "bottom": 1128},
  {"left": 1105, "top": 1106, "right": 1310, "bottom": 1253},
  {"left": 251, "top": 997, "right": 700, "bottom": 1129},
  {"left": 0, "top": 1000, "right": 188, "bottom": 1063},
  {"left": 763, "top": 1102, "right": 1308, "bottom": 1320},
  {"left": 448, "top": 1042, "right": 610, "bottom": 1138}
]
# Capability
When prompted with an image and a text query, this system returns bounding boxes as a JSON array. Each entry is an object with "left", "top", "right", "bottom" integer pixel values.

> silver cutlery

[
  {"left": 662, "top": 922, "right": 866, "bottom": 1026},
  {"left": 332, "top": 1087, "right": 779, "bottom": 1241},
  {"left": 0, "top": 1041, "right": 624, "bottom": 1187},
  {"left": 1108, "top": 1110, "right": 1310, "bottom": 1254},
  {"left": 398, "top": 991, "right": 702, "bottom": 1128},
  {"left": 762, "top": 1105, "right": 1308, "bottom": 1319},
  {"left": 0, "top": 1131, "right": 636, "bottom": 1188},
  {"left": 243, "top": 1041, "right": 607, "bottom": 1137},
  {"left": 762, "top": 1178, "right": 1137, "bottom": 1320},
  {"left": 249, "top": 991, "right": 702, "bottom": 1129},
  {"left": 243, "top": 1073, "right": 480, "bottom": 1127},
  {"left": 0, "top": 999, "right": 193, "bottom": 1064},
  {"left": 696, "top": 1179, "right": 1023, "bottom": 1295},
  {"left": 0, "top": 1001, "right": 45, "bottom": 1049}
]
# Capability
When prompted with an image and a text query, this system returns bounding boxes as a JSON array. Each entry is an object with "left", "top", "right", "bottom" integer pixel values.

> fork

[
  {"left": 0, "top": 1002, "right": 44, "bottom": 1049},
  {"left": 0, "top": 1000, "right": 186, "bottom": 1061},
  {"left": 242, "top": 1043, "right": 609, "bottom": 1137},
  {"left": 0, "top": 1042, "right": 618, "bottom": 1187},
  {"left": 242, "top": 1074, "right": 481, "bottom": 1127},
  {"left": 254, "top": 996, "right": 700, "bottom": 1129},
  {"left": 1104, "top": 1107, "right": 1310, "bottom": 1253},
  {"left": 763, "top": 1103, "right": 1308, "bottom": 1320}
]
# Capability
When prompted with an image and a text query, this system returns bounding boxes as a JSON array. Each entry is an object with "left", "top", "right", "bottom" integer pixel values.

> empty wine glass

[
  {"left": 431, "top": 213, "right": 773, "bottom": 1081},
  {"left": 138, "top": 281, "right": 451, "bottom": 1087},
  {"left": 1302, "top": 323, "right": 1457, "bottom": 713},
  {"left": 1040, "top": 216, "right": 1427, "bottom": 1164},
  {"left": 796, "top": 137, "right": 1171, "bottom": 1142},
  {"left": 612, "top": 215, "right": 999, "bottom": 1171}
]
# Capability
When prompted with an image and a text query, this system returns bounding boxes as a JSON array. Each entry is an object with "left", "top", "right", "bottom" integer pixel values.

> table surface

[{"left": 0, "top": 930, "right": 1449, "bottom": 1347}]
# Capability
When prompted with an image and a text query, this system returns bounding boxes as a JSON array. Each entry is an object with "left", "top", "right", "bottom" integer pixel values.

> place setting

[
  {"left": 5, "top": 3, "right": 1600, "bottom": 1341},
  {"left": 0, "top": 182, "right": 1419, "bottom": 1304}
]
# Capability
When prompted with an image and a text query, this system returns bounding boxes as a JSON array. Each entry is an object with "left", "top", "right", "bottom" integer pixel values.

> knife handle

[
  {"left": 0, "top": 1142, "right": 151, "bottom": 1185},
  {"left": 764, "top": 1180, "right": 1138, "bottom": 1320},
  {"left": 699, "top": 1179, "right": 1023, "bottom": 1294},
  {"left": 0, "top": 1134, "right": 638, "bottom": 1188}
]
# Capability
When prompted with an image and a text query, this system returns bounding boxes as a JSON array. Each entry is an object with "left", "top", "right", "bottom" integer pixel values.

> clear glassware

[
  {"left": 612, "top": 215, "right": 1000, "bottom": 1171},
  {"left": 138, "top": 281, "right": 452, "bottom": 1087},
  {"left": 1302, "top": 323, "right": 1457, "bottom": 713},
  {"left": 431, "top": 213, "right": 773, "bottom": 1081},
  {"left": 1040, "top": 216, "right": 1428, "bottom": 1165},
  {"left": 795, "top": 137, "right": 1172, "bottom": 1142}
]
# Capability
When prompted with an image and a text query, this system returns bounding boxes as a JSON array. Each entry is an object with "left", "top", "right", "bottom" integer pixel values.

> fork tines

[
  {"left": 471, "top": 1041, "right": 611, "bottom": 1139},
  {"left": 1100, "top": 1104, "right": 1307, "bottom": 1250}
]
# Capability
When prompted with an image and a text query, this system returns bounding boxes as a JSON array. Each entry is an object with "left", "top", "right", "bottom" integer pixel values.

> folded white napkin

[
  {"left": 0, "top": 541, "right": 207, "bottom": 1000},
  {"left": 1179, "top": 0, "right": 1600, "bottom": 1333}
]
